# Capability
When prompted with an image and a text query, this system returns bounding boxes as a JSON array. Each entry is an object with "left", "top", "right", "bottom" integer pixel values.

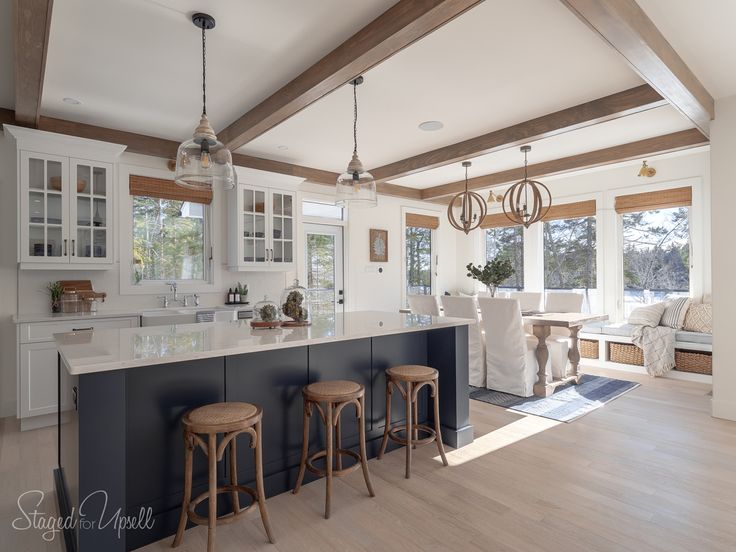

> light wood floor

[{"left": 2, "top": 367, "right": 734, "bottom": 552}]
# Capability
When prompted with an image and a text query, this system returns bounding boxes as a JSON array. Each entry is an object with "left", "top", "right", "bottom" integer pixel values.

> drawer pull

[{"left": 72, "top": 327, "right": 93, "bottom": 332}]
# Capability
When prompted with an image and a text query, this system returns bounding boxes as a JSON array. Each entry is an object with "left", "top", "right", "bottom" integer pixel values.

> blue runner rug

[{"left": 469, "top": 374, "right": 640, "bottom": 423}]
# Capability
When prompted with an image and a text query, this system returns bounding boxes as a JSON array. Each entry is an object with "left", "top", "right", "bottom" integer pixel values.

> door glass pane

[
  {"left": 77, "top": 228, "right": 91, "bottom": 258},
  {"left": 255, "top": 240, "right": 266, "bottom": 262},
  {"left": 47, "top": 161, "right": 62, "bottom": 191},
  {"left": 273, "top": 193, "right": 282, "bottom": 215},
  {"left": 47, "top": 227, "right": 63, "bottom": 257},
  {"left": 29, "top": 192, "right": 44, "bottom": 223},
  {"left": 244, "top": 189, "right": 254, "bottom": 212},
  {"left": 255, "top": 215, "right": 265, "bottom": 238},
  {"left": 273, "top": 216, "right": 282, "bottom": 239},
  {"left": 283, "top": 194, "right": 292, "bottom": 217},
  {"left": 284, "top": 241, "right": 292, "bottom": 264},
  {"left": 93, "top": 167, "right": 106, "bottom": 196},
  {"left": 29, "top": 158, "right": 44, "bottom": 190},
  {"left": 47, "top": 193, "right": 62, "bottom": 225},
  {"left": 254, "top": 191, "right": 265, "bottom": 213},
  {"left": 77, "top": 197, "right": 91, "bottom": 226},
  {"left": 273, "top": 241, "right": 283, "bottom": 263},
  {"left": 29, "top": 225, "right": 45, "bottom": 257},
  {"left": 93, "top": 230, "right": 106, "bottom": 257},
  {"left": 244, "top": 214, "right": 254, "bottom": 237},
  {"left": 244, "top": 239, "right": 254, "bottom": 262},
  {"left": 92, "top": 198, "right": 106, "bottom": 227},
  {"left": 284, "top": 218, "right": 292, "bottom": 240},
  {"left": 77, "top": 165, "right": 91, "bottom": 194},
  {"left": 306, "top": 233, "right": 336, "bottom": 317}
]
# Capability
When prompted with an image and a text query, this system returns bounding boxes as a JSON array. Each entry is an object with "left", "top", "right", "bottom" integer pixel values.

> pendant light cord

[
  {"left": 353, "top": 81, "right": 358, "bottom": 155},
  {"left": 201, "top": 25, "right": 207, "bottom": 116}
]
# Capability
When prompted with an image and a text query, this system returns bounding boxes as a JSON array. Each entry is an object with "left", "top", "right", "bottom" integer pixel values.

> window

[
  {"left": 485, "top": 226, "right": 524, "bottom": 289},
  {"left": 405, "top": 226, "right": 433, "bottom": 297},
  {"left": 543, "top": 215, "right": 597, "bottom": 310},
  {"left": 622, "top": 206, "right": 690, "bottom": 317},
  {"left": 132, "top": 196, "right": 207, "bottom": 281},
  {"left": 302, "top": 200, "right": 344, "bottom": 220}
]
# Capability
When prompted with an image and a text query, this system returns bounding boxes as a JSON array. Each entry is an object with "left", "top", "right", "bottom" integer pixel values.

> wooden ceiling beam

[
  {"left": 369, "top": 84, "right": 665, "bottom": 183},
  {"left": 421, "top": 128, "right": 708, "bottom": 200},
  {"left": 559, "top": 0, "right": 714, "bottom": 137},
  {"left": 13, "top": 0, "right": 54, "bottom": 126},
  {"left": 218, "top": 0, "right": 483, "bottom": 151}
]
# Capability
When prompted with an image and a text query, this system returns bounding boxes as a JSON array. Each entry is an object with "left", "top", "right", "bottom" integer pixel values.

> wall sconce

[{"left": 638, "top": 160, "right": 656, "bottom": 177}]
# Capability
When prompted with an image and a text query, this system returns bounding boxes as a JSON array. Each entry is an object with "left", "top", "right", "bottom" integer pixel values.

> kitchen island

[{"left": 55, "top": 311, "right": 471, "bottom": 551}]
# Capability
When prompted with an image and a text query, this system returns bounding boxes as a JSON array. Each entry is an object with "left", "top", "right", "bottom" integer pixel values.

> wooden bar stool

[
  {"left": 293, "top": 380, "right": 375, "bottom": 519},
  {"left": 378, "top": 365, "right": 449, "bottom": 478},
  {"left": 173, "top": 402, "right": 274, "bottom": 551}
]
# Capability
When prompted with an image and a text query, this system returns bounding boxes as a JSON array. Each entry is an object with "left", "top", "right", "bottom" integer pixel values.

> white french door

[{"left": 304, "top": 223, "right": 344, "bottom": 317}]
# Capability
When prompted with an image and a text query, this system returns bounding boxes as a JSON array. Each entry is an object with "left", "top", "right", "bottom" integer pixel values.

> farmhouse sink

[{"left": 141, "top": 308, "right": 238, "bottom": 327}]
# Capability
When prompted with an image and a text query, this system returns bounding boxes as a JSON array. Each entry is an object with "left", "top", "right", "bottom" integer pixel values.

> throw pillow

[
  {"left": 683, "top": 303, "right": 712, "bottom": 333},
  {"left": 629, "top": 302, "right": 667, "bottom": 327},
  {"left": 660, "top": 297, "right": 692, "bottom": 329}
]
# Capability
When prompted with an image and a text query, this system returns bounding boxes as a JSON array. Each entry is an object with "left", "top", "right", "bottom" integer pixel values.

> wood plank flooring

[{"left": 1, "top": 367, "right": 733, "bottom": 551}]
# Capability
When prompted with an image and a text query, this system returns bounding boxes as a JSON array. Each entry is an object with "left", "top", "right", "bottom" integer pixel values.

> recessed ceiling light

[
  {"left": 62, "top": 97, "right": 82, "bottom": 105},
  {"left": 277, "top": 145, "right": 289, "bottom": 151},
  {"left": 418, "top": 120, "right": 443, "bottom": 131}
]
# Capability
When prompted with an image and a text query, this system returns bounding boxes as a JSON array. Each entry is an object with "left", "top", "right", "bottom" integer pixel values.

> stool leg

[
  {"left": 229, "top": 437, "right": 240, "bottom": 514},
  {"left": 335, "top": 414, "right": 342, "bottom": 471},
  {"left": 377, "top": 380, "right": 392, "bottom": 459},
  {"left": 254, "top": 420, "right": 275, "bottom": 544},
  {"left": 412, "top": 396, "right": 418, "bottom": 450},
  {"left": 358, "top": 395, "right": 375, "bottom": 497},
  {"left": 325, "top": 401, "right": 334, "bottom": 519},
  {"left": 172, "top": 431, "right": 193, "bottom": 547},
  {"left": 207, "top": 433, "right": 217, "bottom": 552},
  {"left": 293, "top": 401, "right": 310, "bottom": 494},
  {"left": 433, "top": 382, "right": 449, "bottom": 467},
  {"left": 405, "top": 381, "right": 413, "bottom": 479}
]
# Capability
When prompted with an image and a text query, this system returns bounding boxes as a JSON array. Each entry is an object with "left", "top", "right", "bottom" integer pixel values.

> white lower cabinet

[{"left": 17, "top": 315, "right": 140, "bottom": 429}]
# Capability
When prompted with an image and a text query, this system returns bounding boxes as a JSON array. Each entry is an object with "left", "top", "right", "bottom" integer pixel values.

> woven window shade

[
  {"left": 405, "top": 213, "right": 440, "bottom": 229},
  {"left": 615, "top": 186, "right": 691, "bottom": 214},
  {"left": 129, "top": 175, "right": 213, "bottom": 205},
  {"left": 541, "top": 200, "right": 596, "bottom": 222},
  {"left": 480, "top": 212, "right": 520, "bottom": 229}
]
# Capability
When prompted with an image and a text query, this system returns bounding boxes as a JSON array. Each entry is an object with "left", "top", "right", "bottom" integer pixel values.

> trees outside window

[
  {"left": 622, "top": 206, "right": 689, "bottom": 317},
  {"left": 406, "top": 226, "right": 432, "bottom": 298},
  {"left": 544, "top": 216, "right": 597, "bottom": 310},
  {"left": 132, "top": 197, "right": 206, "bottom": 281},
  {"left": 485, "top": 226, "right": 524, "bottom": 289}
]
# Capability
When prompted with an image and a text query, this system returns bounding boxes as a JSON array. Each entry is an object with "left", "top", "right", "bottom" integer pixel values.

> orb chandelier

[
  {"left": 447, "top": 161, "right": 487, "bottom": 234},
  {"left": 335, "top": 76, "right": 377, "bottom": 208},
  {"left": 502, "top": 145, "right": 552, "bottom": 228},
  {"left": 175, "top": 13, "right": 236, "bottom": 192}
]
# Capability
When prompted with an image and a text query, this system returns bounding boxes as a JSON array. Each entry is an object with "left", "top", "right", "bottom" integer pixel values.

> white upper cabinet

[
  {"left": 228, "top": 184, "right": 298, "bottom": 271},
  {"left": 5, "top": 125, "right": 125, "bottom": 269}
]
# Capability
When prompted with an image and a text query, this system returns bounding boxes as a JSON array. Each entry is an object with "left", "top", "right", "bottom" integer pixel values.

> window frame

[
  {"left": 401, "top": 207, "right": 437, "bottom": 308},
  {"left": 119, "top": 164, "right": 216, "bottom": 295},
  {"left": 484, "top": 225, "right": 525, "bottom": 291}
]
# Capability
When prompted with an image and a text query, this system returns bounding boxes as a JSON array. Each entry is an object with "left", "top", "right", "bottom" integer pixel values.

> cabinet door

[
  {"left": 270, "top": 189, "right": 296, "bottom": 269},
  {"left": 241, "top": 186, "right": 269, "bottom": 266},
  {"left": 19, "top": 151, "right": 70, "bottom": 264},
  {"left": 19, "top": 342, "right": 62, "bottom": 418},
  {"left": 70, "top": 159, "right": 113, "bottom": 264}
]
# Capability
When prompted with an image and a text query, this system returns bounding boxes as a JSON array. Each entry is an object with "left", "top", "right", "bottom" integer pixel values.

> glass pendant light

[
  {"left": 175, "top": 13, "right": 236, "bottom": 191},
  {"left": 335, "top": 76, "right": 377, "bottom": 208}
]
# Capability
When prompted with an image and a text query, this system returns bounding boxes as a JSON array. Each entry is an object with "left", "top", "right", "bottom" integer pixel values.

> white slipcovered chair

[
  {"left": 441, "top": 296, "right": 485, "bottom": 387},
  {"left": 407, "top": 294, "right": 441, "bottom": 316},
  {"left": 545, "top": 292, "right": 584, "bottom": 377},
  {"left": 478, "top": 297, "right": 567, "bottom": 397},
  {"left": 509, "top": 292, "right": 543, "bottom": 312},
  {"left": 545, "top": 292, "right": 584, "bottom": 313}
]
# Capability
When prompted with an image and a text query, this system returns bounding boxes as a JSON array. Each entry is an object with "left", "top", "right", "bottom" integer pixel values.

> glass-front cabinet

[
  {"left": 18, "top": 151, "right": 115, "bottom": 267},
  {"left": 229, "top": 184, "right": 297, "bottom": 271}
]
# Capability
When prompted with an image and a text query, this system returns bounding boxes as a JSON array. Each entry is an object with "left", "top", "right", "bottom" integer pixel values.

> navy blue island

[{"left": 55, "top": 311, "right": 472, "bottom": 551}]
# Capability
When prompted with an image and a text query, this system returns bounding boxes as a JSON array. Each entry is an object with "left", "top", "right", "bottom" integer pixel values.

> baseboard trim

[
  {"left": 712, "top": 399, "right": 736, "bottom": 421},
  {"left": 20, "top": 412, "right": 57, "bottom": 431}
]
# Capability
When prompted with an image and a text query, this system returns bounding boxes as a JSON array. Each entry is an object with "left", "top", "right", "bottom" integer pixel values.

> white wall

[{"left": 710, "top": 94, "right": 736, "bottom": 421}]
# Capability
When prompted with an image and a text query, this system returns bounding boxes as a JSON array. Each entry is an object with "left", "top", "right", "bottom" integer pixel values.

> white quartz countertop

[
  {"left": 55, "top": 311, "right": 471, "bottom": 375},
  {"left": 12, "top": 304, "right": 253, "bottom": 324}
]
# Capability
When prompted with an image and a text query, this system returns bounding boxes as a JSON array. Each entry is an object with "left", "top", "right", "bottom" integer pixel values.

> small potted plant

[
  {"left": 47, "top": 281, "right": 63, "bottom": 313},
  {"left": 466, "top": 256, "right": 515, "bottom": 297}
]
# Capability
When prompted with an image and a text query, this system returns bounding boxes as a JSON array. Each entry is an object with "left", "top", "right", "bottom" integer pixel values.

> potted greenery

[
  {"left": 466, "top": 256, "right": 515, "bottom": 297},
  {"left": 47, "top": 281, "right": 63, "bottom": 313}
]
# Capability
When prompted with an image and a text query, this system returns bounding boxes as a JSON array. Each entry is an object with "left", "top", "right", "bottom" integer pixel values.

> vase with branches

[{"left": 466, "top": 256, "right": 515, "bottom": 297}]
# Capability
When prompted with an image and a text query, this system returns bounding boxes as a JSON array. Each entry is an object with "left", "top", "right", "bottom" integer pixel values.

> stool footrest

[
  {"left": 187, "top": 484, "right": 258, "bottom": 527},
  {"left": 387, "top": 423, "right": 437, "bottom": 447},
  {"left": 306, "top": 448, "right": 361, "bottom": 478}
]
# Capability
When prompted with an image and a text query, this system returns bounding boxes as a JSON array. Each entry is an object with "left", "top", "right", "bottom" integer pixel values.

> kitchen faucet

[{"left": 157, "top": 282, "right": 199, "bottom": 308}]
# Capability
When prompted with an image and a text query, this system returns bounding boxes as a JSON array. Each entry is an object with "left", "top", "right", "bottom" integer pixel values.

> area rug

[{"left": 469, "top": 374, "right": 640, "bottom": 423}]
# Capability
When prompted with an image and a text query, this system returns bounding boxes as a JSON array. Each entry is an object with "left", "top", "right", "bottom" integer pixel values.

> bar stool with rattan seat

[
  {"left": 293, "top": 380, "right": 375, "bottom": 519},
  {"left": 173, "top": 401, "right": 274, "bottom": 551},
  {"left": 378, "top": 365, "right": 449, "bottom": 478}
]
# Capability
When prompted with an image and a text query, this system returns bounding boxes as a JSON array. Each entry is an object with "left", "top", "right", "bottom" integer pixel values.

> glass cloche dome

[
  {"left": 251, "top": 295, "right": 282, "bottom": 329},
  {"left": 280, "top": 279, "right": 311, "bottom": 326}
]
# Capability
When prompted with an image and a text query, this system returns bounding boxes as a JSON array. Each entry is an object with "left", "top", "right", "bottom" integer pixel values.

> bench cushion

[
  {"left": 580, "top": 321, "right": 605, "bottom": 334},
  {"left": 601, "top": 323, "right": 636, "bottom": 337},
  {"left": 675, "top": 331, "right": 712, "bottom": 345}
]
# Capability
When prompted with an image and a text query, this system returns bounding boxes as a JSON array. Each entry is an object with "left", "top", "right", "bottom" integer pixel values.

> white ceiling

[
  {"left": 393, "top": 105, "right": 694, "bottom": 189},
  {"left": 41, "top": 0, "right": 396, "bottom": 140},
  {"left": 637, "top": 0, "right": 736, "bottom": 100},
  {"left": 0, "top": 0, "right": 13, "bottom": 109},
  {"left": 240, "top": 0, "right": 644, "bottom": 172}
]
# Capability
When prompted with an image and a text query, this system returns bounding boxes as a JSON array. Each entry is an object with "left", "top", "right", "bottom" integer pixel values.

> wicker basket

[
  {"left": 675, "top": 350, "right": 712, "bottom": 375},
  {"left": 608, "top": 342, "right": 644, "bottom": 366},
  {"left": 579, "top": 339, "right": 599, "bottom": 359}
]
